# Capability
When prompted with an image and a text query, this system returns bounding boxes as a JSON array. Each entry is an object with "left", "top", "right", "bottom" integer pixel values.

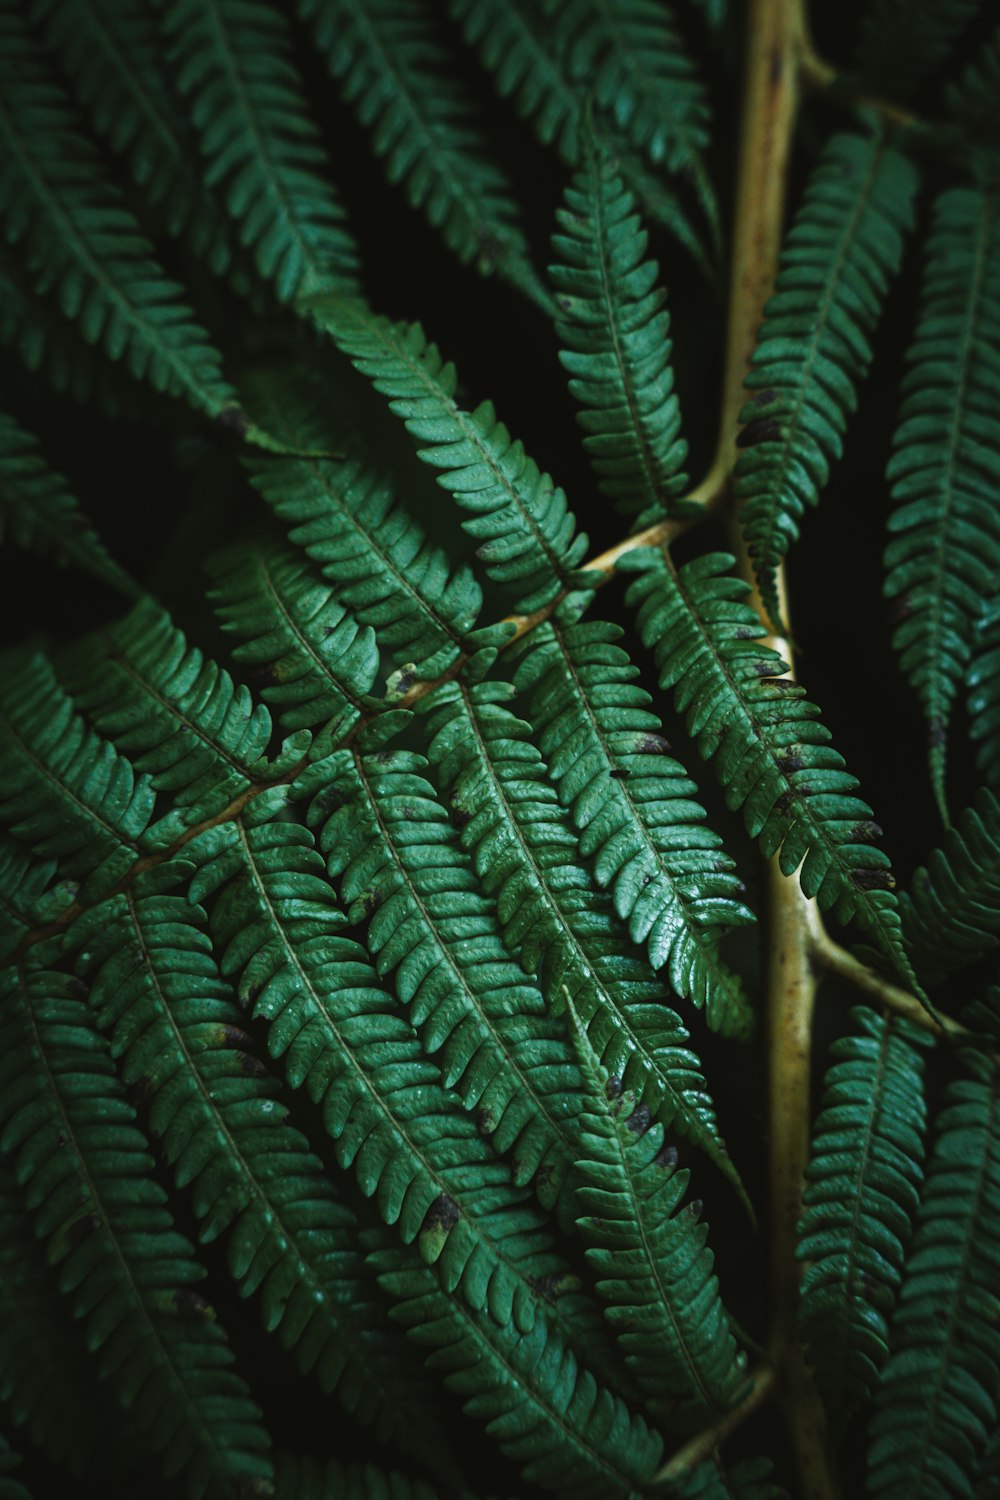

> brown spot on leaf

[
  {"left": 626, "top": 1103, "right": 651, "bottom": 1135},
  {"left": 423, "top": 1194, "right": 460, "bottom": 1233},
  {"left": 736, "top": 417, "right": 783, "bottom": 449},
  {"left": 851, "top": 868, "right": 896, "bottom": 891},
  {"left": 605, "top": 1077, "right": 623, "bottom": 1101},
  {"left": 655, "top": 1144, "right": 679, "bottom": 1170}
]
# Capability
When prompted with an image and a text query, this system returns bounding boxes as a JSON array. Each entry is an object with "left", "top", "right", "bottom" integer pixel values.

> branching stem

[{"left": 650, "top": 1365, "right": 776, "bottom": 1487}]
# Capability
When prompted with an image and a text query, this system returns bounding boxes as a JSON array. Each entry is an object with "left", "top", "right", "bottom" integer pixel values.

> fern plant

[{"left": 0, "top": 2, "right": 998, "bottom": 1498}]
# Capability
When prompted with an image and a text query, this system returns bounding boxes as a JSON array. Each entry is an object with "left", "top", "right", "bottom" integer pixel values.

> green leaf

[
  {"left": 736, "top": 129, "right": 918, "bottom": 623},
  {"left": 867, "top": 1050, "right": 1000, "bottom": 1499},
  {"left": 59, "top": 597, "right": 287, "bottom": 847},
  {"left": 568, "top": 999, "right": 747, "bottom": 1431},
  {"left": 511, "top": 615, "right": 754, "bottom": 1035},
  {"left": 797, "top": 1006, "right": 932, "bottom": 1428},
  {"left": 551, "top": 143, "right": 689, "bottom": 522},
  {"left": 541, "top": 0, "right": 710, "bottom": 175},
  {"left": 901, "top": 787, "right": 1000, "bottom": 983},
  {"left": 0, "top": 3, "right": 238, "bottom": 423},
  {"left": 301, "top": 741, "right": 586, "bottom": 1211},
  {"left": 0, "top": 958, "right": 274, "bottom": 1500},
  {"left": 883, "top": 184, "right": 1000, "bottom": 818},
  {"left": 208, "top": 540, "right": 380, "bottom": 740},
  {"left": 0, "top": 407, "right": 137, "bottom": 595},
  {"left": 417, "top": 674, "right": 746, "bottom": 1198},
  {"left": 623, "top": 548, "right": 915, "bottom": 990},
  {"left": 370, "top": 1238, "right": 663, "bottom": 1499},
  {"left": 164, "top": 0, "right": 360, "bottom": 302},
  {"left": 300, "top": 0, "right": 548, "bottom": 309},
  {"left": 274, "top": 1452, "right": 445, "bottom": 1500},
  {"left": 239, "top": 365, "right": 506, "bottom": 683},
  {"left": 303, "top": 294, "right": 592, "bottom": 615},
  {"left": 0, "top": 651, "right": 153, "bottom": 902},
  {"left": 659, "top": 1454, "right": 788, "bottom": 1499},
  {"left": 30, "top": 0, "right": 238, "bottom": 276},
  {"left": 185, "top": 798, "right": 597, "bottom": 1348}
]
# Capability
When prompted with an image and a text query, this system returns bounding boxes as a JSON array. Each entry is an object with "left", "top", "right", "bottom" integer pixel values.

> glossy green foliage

[
  {"left": 867, "top": 1050, "right": 1000, "bottom": 1499},
  {"left": 417, "top": 673, "right": 742, "bottom": 1196},
  {"left": 165, "top": 0, "right": 359, "bottom": 302},
  {"left": 901, "top": 787, "right": 1000, "bottom": 982},
  {"left": 736, "top": 129, "right": 918, "bottom": 622},
  {"left": 30, "top": 0, "right": 237, "bottom": 276},
  {"left": 58, "top": 595, "right": 292, "bottom": 847},
  {"left": 1, "top": 3, "right": 998, "bottom": 1496},
  {"left": 540, "top": 0, "right": 710, "bottom": 175},
  {"left": 883, "top": 184, "right": 1000, "bottom": 814},
  {"left": 450, "top": 0, "right": 715, "bottom": 270},
  {"left": 0, "top": 959, "right": 273, "bottom": 1500},
  {"left": 0, "top": 408, "right": 135, "bottom": 595},
  {"left": 797, "top": 1007, "right": 931, "bottom": 1427},
  {"left": 308, "top": 295, "right": 592, "bottom": 614},
  {"left": 551, "top": 146, "right": 688, "bottom": 521},
  {"left": 0, "top": 3, "right": 235, "bottom": 422},
  {"left": 569, "top": 1005, "right": 747, "bottom": 1431},
  {"left": 305, "top": 741, "right": 584, "bottom": 1211},
  {"left": 511, "top": 616, "right": 753, "bottom": 1032},
  {"left": 209, "top": 541, "right": 380, "bottom": 738},
  {"left": 300, "top": 0, "right": 546, "bottom": 307},
  {"left": 623, "top": 549, "right": 911, "bottom": 981},
  {"left": 0, "top": 651, "right": 153, "bottom": 901},
  {"left": 371, "top": 1240, "right": 663, "bottom": 1499}
]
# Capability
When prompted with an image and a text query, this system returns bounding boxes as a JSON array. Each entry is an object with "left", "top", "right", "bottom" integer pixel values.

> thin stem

[
  {"left": 807, "top": 914, "right": 969, "bottom": 1042},
  {"left": 650, "top": 1365, "right": 776, "bottom": 1486}
]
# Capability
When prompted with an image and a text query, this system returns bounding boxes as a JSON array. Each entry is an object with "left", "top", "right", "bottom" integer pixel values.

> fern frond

[
  {"left": 660, "top": 1455, "right": 787, "bottom": 1498},
  {"left": 240, "top": 368, "right": 504, "bottom": 683},
  {"left": 900, "top": 788, "right": 1000, "bottom": 984},
  {"left": 0, "top": 841, "right": 72, "bottom": 962},
  {"left": 308, "top": 295, "right": 591, "bottom": 614},
  {"left": 370, "top": 1240, "right": 663, "bottom": 1499},
  {"left": 301, "top": 741, "right": 584, "bottom": 1210},
  {"left": 30, "top": 0, "right": 237, "bottom": 276},
  {"left": 0, "top": 1434, "right": 30, "bottom": 1500},
  {"left": 623, "top": 549, "right": 913, "bottom": 987},
  {"left": 300, "top": 0, "right": 547, "bottom": 309},
  {"left": 59, "top": 597, "right": 299, "bottom": 848},
  {"left": 208, "top": 541, "right": 380, "bottom": 740},
  {"left": 274, "top": 1452, "right": 443, "bottom": 1500},
  {"left": 511, "top": 616, "right": 754, "bottom": 1034},
  {"left": 0, "top": 651, "right": 153, "bottom": 902},
  {"left": 736, "top": 129, "right": 918, "bottom": 623},
  {"left": 0, "top": 248, "right": 144, "bottom": 415},
  {"left": 541, "top": 0, "right": 710, "bottom": 175},
  {"left": 186, "top": 796, "right": 590, "bottom": 1342},
  {"left": 550, "top": 145, "right": 689, "bottom": 522},
  {"left": 164, "top": 0, "right": 360, "bottom": 302},
  {"left": 0, "top": 1156, "right": 134, "bottom": 1481},
  {"left": 0, "top": 4, "right": 238, "bottom": 424},
  {"left": 450, "top": 0, "right": 715, "bottom": 272},
  {"left": 966, "top": 599, "right": 1000, "bottom": 791},
  {"left": 568, "top": 1000, "right": 746, "bottom": 1431},
  {"left": 0, "top": 408, "right": 136, "bottom": 595},
  {"left": 418, "top": 674, "right": 745, "bottom": 1197},
  {"left": 72, "top": 864, "right": 452, "bottom": 1473},
  {"left": 867, "top": 1049, "right": 1000, "bottom": 1499},
  {"left": 796, "top": 1006, "right": 931, "bottom": 1427},
  {"left": 855, "top": 0, "right": 982, "bottom": 99},
  {"left": 883, "top": 183, "right": 1000, "bottom": 816},
  {"left": 0, "top": 957, "right": 274, "bottom": 1500}
]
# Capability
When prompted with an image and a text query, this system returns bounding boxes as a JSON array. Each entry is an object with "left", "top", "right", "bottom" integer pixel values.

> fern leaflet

[
  {"left": 867, "top": 1050, "right": 1000, "bottom": 1499},
  {"left": 568, "top": 1000, "right": 747, "bottom": 1431},
  {"left": 0, "top": 957, "right": 274, "bottom": 1500},
  {"left": 164, "top": 0, "right": 360, "bottom": 302},
  {"left": 623, "top": 548, "right": 913, "bottom": 987},
  {"left": 883, "top": 183, "right": 1000, "bottom": 817},
  {"left": 551, "top": 144, "right": 689, "bottom": 522},
  {"left": 797, "top": 1006, "right": 931, "bottom": 1427},
  {"left": 511, "top": 615, "right": 754, "bottom": 1034},
  {"left": 736, "top": 129, "right": 918, "bottom": 623}
]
